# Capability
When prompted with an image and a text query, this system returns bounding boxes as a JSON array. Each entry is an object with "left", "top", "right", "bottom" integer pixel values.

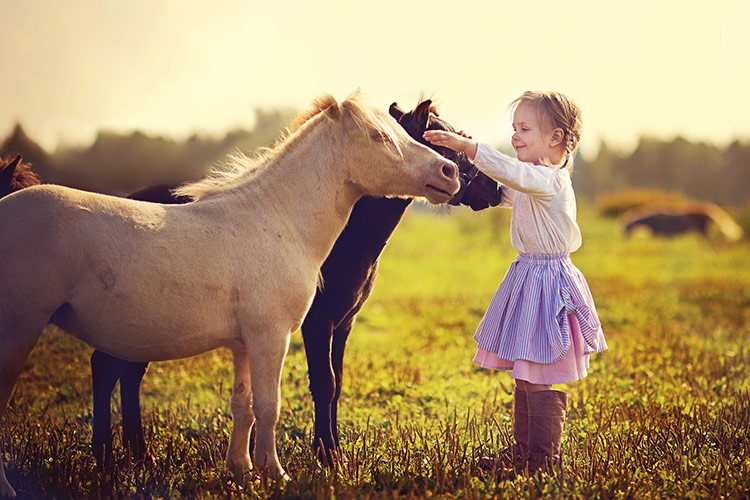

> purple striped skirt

[{"left": 473, "top": 253, "right": 607, "bottom": 367}]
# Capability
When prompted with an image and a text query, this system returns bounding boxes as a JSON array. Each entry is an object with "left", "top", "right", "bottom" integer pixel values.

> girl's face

[{"left": 511, "top": 103, "right": 560, "bottom": 165}]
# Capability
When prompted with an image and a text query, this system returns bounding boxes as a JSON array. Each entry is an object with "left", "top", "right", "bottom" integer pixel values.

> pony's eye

[{"left": 370, "top": 131, "right": 393, "bottom": 145}]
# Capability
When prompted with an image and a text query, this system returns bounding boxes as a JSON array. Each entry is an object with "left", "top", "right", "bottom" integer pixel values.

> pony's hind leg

[
  {"left": 91, "top": 352, "right": 148, "bottom": 464},
  {"left": 247, "top": 331, "right": 292, "bottom": 480},
  {"left": 225, "top": 347, "right": 254, "bottom": 483},
  {"left": 91, "top": 350, "right": 119, "bottom": 466},
  {"left": 119, "top": 359, "right": 148, "bottom": 460},
  {"left": 0, "top": 316, "right": 46, "bottom": 498}
]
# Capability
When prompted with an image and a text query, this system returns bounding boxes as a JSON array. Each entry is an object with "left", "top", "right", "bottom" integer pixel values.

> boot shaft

[
  {"left": 527, "top": 389, "right": 567, "bottom": 473},
  {"left": 512, "top": 387, "right": 529, "bottom": 450}
]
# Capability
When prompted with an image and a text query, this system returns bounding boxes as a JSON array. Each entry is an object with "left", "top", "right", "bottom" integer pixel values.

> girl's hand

[{"left": 423, "top": 130, "right": 478, "bottom": 160}]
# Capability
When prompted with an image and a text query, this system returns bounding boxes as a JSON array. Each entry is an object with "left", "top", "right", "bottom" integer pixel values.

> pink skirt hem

[{"left": 473, "top": 313, "right": 591, "bottom": 385}]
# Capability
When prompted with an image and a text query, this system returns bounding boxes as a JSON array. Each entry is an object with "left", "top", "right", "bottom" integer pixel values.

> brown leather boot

[
  {"left": 478, "top": 387, "right": 529, "bottom": 473},
  {"left": 527, "top": 390, "right": 567, "bottom": 475}
]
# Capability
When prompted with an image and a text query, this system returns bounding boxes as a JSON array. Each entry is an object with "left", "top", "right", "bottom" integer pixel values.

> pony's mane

[
  {"left": 175, "top": 92, "right": 389, "bottom": 201},
  {"left": 1, "top": 155, "right": 41, "bottom": 191},
  {"left": 287, "top": 95, "right": 339, "bottom": 133}
]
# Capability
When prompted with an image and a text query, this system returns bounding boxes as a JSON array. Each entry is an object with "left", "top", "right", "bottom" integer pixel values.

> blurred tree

[
  {"left": 722, "top": 140, "right": 750, "bottom": 206},
  {"left": 573, "top": 139, "right": 624, "bottom": 202},
  {"left": 2, "top": 115, "right": 747, "bottom": 207},
  {"left": 574, "top": 136, "right": 749, "bottom": 209},
  {"left": 9, "top": 107, "right": 298, "bottom": 195}
]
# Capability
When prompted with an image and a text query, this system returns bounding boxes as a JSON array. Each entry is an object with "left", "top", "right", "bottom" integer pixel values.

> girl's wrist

[{"left": 464, "top": 140, "right": 478, "bottom": 160}]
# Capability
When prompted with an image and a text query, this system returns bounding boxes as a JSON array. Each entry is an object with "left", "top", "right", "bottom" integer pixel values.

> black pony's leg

[
  {"left": 91, "top": 350, "right": 119, "bottom": 466},
  {"left": 330, "top": 317, "right": 354, "bottom": 448},
  {"left": 301, "top": 302, "right": 337, "bottom": 464},
  {"left": 119, "top": 360, "right": 149, "bottom": 460}
]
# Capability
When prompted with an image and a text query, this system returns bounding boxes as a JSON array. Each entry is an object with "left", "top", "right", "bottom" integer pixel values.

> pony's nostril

[{"left": 442, "top": 163, "right": 458, "bottom": 179}]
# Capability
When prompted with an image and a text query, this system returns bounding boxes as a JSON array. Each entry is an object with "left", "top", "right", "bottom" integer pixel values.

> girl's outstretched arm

[{"left": 423, "top": 130, "right": 478, "bottom": 160}]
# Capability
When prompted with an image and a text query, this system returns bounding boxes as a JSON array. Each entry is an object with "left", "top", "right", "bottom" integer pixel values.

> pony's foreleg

[
  {"left": 330, "top": 317, "right": 354, "bottom": 449},
  {"left": 225, "top": 347, "right": 254, "bottom": 483},
  {"left": 0, "top": 318, "right": 45, "bottom": 499},
  {"left": 247, "top": 332, "right": 291, "bottom": 480},
  {"left": 301, "top": 308, "right": 336, "bottom": 463}
]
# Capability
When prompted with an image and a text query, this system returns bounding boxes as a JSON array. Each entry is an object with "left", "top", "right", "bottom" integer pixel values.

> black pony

[{"left": 302, "top": 99, "right": 500, "bottom": 462}]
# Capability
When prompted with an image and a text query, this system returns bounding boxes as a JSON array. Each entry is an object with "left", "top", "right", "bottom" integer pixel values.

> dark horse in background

[
  {"left": 0, "top": 100, "right": 502, "bottom": 466},
  {"left": 622, "top": 202, "right": 742, "bottom": 241}
]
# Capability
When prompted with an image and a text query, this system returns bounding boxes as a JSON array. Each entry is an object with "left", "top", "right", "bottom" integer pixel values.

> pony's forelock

[{"left": 288, "top": 95, "right": 340, "bottom": 133}]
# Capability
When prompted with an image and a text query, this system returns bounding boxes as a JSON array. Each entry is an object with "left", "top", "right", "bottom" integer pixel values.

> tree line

[
  {"left": 2, "top": 114, "right": 748, "bottom": 208},
  {"left": 0, "top": 107, "right": 296, "bottom": 196},
  {"left": 574, "top": 137, "right": 749, "bottom": 208}
]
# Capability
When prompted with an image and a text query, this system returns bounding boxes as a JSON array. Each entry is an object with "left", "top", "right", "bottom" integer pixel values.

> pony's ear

[
  {"left": 0, "top": 154, "right": 22, "bottom": 185},
  {"left": 415, "top": 99, "right": 433, "bottom": 125},
  {"left": 9, "top": 154, "right": 22, "bottom": 171},
  {"left": 326, "top": 102, "right": 342, "bottom": 120},
  {"left": 389, "top": 102, "right": 405, "bottom": 121},
  {"left": 311, "top": 95, "right": 342, "bottom": 121}
]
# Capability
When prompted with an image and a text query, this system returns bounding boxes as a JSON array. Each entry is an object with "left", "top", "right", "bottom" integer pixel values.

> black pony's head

[{"left": 389, "top": 100, "right": 501, "bottom": 211}]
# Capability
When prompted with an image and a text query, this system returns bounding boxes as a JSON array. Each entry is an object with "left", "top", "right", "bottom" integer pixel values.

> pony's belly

[
  {"left": 52, "top": 301, "right": 241, "bottom": 362},
  {"left": 94, "top": 332, "right": 242, "bottom": 363}
]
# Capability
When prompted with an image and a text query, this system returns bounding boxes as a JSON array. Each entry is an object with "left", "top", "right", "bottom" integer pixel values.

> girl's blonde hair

[{"left": 510, "top": 90, "right": 583, "bottom": 171}]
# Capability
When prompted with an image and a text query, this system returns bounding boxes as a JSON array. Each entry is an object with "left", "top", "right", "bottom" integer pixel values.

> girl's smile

[{"left": 511, "top": 103, "right": 565, "bottom": 166}]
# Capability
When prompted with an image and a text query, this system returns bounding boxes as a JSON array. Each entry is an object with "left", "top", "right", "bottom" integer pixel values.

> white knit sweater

[{"left": 474, "top": 143, "right": 582, "bottom": 254}]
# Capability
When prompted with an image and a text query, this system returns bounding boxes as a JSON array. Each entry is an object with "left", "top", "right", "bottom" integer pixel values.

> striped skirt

[{"left": 473, "top": 253, "right": 607, "bottom": 382}]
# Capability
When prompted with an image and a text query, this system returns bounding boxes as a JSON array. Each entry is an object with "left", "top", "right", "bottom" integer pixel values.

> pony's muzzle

[{"left": 423, "top": 159, "right": 460, "bottom": 203}]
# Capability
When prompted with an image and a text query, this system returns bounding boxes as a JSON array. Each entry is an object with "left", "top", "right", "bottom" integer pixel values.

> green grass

[{"left": 2, "top": 206, "right": 749, "bottom": 498}]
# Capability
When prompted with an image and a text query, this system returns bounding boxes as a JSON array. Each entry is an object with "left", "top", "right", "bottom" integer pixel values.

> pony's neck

[{"left": 239, "top": 118, "right": 361, "bottom": 267}]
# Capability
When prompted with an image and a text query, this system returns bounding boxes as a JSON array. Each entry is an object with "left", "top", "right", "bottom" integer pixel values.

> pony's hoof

[
  {"left": 269, "top": 465, "right": 290, "bottom": 481},
  {"left": 225, "top": 455, "right": 253, "bottom": 485},
  {"left": 313, "top": 442, "right": 340, "bottom": 468},
  {"left": 0, "top": 481, "right": 16, "bottom": 499}
]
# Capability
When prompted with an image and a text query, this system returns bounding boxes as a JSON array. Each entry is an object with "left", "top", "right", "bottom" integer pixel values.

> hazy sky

[{"left": 1, "top": 0, "right": 748, "bottom": 157}]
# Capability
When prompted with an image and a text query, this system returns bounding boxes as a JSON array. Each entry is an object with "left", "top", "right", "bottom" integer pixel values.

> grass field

[{"left": 2, "top": 205, "right": 749, "bottom": 498}]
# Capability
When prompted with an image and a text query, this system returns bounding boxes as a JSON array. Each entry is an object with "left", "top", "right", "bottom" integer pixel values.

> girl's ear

[{"left": 549, "top": 128, "right": 564, "bottom": 148}]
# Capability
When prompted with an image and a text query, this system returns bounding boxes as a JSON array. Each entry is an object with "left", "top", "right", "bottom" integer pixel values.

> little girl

[{"left": 424, "top": 91, "right": 607, "bottom": 475}]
